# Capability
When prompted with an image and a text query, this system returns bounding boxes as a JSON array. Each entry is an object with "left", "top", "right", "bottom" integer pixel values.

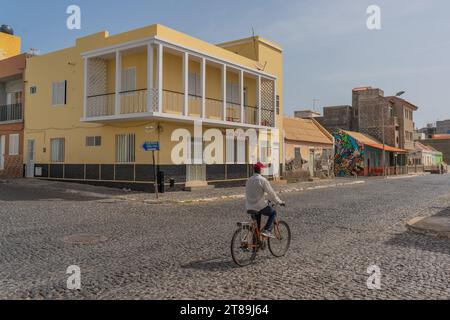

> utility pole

[{"left": 382, "top": 105, "right": 386, "bottom": 177}]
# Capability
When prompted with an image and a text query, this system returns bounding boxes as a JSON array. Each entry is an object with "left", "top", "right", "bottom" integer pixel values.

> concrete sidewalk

[
  {"left": 407, "top": 211, "right": 450, "bottom": 240},
  {"left": 111, "top": 178, "right": 366, "bottom": 205},
  {"left": 0, "top": 172, "right": 428, "bottom": 205}
]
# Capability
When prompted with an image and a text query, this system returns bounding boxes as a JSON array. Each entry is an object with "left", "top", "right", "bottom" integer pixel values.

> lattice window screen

[{"left": 261, "top": 79, "right": 275, "bottom": 126}]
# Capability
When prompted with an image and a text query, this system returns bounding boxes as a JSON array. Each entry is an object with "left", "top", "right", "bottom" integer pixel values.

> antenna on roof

[
  {"left": 251, "top": 27, "right": 258, "bottom": 58},
  {"left": 251, "top": 27, "right": 267, "bottom": 71}
]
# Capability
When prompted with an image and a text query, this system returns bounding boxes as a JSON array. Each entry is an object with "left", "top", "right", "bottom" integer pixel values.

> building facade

[
  {"left": 436, "top": 119, "right": 450, "bottom": 134},
  {"left": 316, "top": 105, "right": 354, "bottom": 132},
  {"left": 24, "top": 24, "right": 283, "bottom": 190},
  {"left": 321, "top": 87, "right": 418, "bottom": 151},
  {"left": 333, "top": 130, "right": 407, "bottom": 177},
  {"left": 418, "top": 123, "right": 437, "bottom": 139},
  {"left": 409, "top": 142, "right": 443, "bottom": 167},
  {"left": 0, "top": 29, "right": 27, "bottom": 178},
  {"left": 293, "top": 110, "right": 321, "bottom": 119},
  {"left": 283, "top": 116, "right": 334, "bottom": 179},
  {"left": 421, "top": 137, "right": 450, "bottom": 164}
]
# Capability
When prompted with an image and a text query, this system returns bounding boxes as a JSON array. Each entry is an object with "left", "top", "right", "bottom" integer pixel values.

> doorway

[
  {"left": 26, "top": 139, "right": 35, "bottom": 178},
  {"left": 309, "top": 149, "right": 315, "bottom": 177},
  {"left": 0, "top": 135, "right": 5, "bottom": 171}
]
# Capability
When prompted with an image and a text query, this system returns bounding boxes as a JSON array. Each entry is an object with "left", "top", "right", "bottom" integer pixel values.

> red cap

[{"left": 254, "top": 162, "right": 267, "bottom": 171}]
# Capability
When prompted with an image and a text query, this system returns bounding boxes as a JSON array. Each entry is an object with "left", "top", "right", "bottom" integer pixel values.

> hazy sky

[{"left": 2, "top": 0, "right": 449, "bottom": 127}]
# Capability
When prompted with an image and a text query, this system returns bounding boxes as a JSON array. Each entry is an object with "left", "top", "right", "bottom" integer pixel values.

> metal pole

[
  {"left": 382, "top": 105, "right": 386, "bottom": 177},
  {"left": 153, "top": 150, "right": 159, "bottom": 199}
]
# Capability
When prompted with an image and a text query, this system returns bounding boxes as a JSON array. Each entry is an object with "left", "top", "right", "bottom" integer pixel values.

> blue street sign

[{"left": 142, "top": 141, "right": 160, "bottom": 151}]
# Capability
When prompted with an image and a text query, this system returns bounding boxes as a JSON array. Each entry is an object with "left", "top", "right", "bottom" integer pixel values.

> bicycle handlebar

[{"left": 268, "top": 200, "right": 286, "bottom": 208}]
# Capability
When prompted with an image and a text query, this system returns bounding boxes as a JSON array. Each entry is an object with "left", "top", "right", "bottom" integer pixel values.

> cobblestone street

[{"left": 1, "top": 175, "right": 450, "bottom": 299}]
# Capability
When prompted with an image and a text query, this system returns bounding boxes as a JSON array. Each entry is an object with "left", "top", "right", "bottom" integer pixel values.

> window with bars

[
  {"left": 276, "top": 95, "right": 280, "bottom": 115},
  {"left": 86, "top": 136, "right": 102, "bottom": 147},
  {"left": 51, "top": 138, "right": 65, "bottom": 163},
  {"left": 52, "top": 81, "right": 67, "bottom": 106},
  {"left": 8, "top": 134, "right": 19, "bottom": 156},
  {"left": 115, "top": 134, "right": 135, "bottom": 163}
]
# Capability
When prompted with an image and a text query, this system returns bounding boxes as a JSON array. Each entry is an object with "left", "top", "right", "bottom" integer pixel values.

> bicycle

[{"left": 231, "top": 202, "right": 291, "bottom": 267}]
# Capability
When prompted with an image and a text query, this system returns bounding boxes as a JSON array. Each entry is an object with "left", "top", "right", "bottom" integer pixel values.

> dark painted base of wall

[
  {"left": 38, "top": 178, "right": 251, "bottom": 193},
  {"left": 33, "top": 163, "right": 254, "bottom": 193}
]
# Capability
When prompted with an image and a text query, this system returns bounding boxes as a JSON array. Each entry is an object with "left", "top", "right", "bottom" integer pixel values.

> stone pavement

[{"left": 1, "top": 174, "right": 449, "bottom": 299}]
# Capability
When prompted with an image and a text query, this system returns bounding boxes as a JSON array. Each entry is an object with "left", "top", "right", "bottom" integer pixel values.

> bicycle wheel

[
  {"left": 268, "top": 221, "right": 291, "bottom": 257},
  {"left": 231, "top": 227, "right": 257, "bottom": 267}
]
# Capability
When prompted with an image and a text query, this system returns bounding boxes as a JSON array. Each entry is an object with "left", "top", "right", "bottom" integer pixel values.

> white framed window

[
  {"left": 86, "top": 136, "right": 101, "bottom": 147},
  {"left": 121, "top": 67, "right": 136, "bottom": 93},
  {"left": 52, "top": 81, "right": 67, "bottom": 106},
  {"left": 50, "top": 138, "right": 65, "bottom": 163},
  {"left": 115, "top": 134, "right": 135, "bottom": 163},
  {"left": 188, "top": 72, "right": 201, "bottom": 97},
  {"left": 8, "top": 134, "right": 19, "bottom": 156}
]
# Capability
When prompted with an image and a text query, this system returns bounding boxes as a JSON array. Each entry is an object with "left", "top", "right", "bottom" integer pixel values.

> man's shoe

[{"left": 261, "top": 230, "right": 276, "bottom": 239}]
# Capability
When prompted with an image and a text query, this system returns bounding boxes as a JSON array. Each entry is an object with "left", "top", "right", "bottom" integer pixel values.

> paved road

[{"left": 0, "top": 175, "right": 449, "bottom": 299}]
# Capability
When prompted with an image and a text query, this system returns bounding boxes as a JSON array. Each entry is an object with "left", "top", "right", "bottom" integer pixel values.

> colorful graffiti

[{"left": 333, "top": 131, "right": 365, "bottom": 177}]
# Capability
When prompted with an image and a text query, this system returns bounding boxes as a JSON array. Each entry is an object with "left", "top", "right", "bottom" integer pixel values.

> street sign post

[{"left": 142, "top": 141, "right": 161, "bottom": 199}]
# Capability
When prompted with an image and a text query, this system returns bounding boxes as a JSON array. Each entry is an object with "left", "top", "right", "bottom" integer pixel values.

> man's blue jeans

[{"left": 253, "top": 206, "right": 277, "bottom": 232}]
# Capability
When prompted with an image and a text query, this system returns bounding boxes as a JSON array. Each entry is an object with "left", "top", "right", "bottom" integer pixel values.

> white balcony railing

[
  {"left": 120, "top": 89, "right": 148, "bottom": 114},
  {"left": 83, "top": 40, "right": 277, "bottom": 127},
  {"left": 86, "top": 93, "right": 115, "bottom": 117}
]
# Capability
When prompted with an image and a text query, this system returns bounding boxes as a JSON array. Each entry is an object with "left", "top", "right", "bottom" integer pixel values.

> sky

[{"left": 1, "top": 0, "right": 449, "bottom": 128}]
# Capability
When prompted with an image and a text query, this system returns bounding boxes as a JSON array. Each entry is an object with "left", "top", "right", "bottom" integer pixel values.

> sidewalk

[
  {"left": 0, "top": 171, "right": 429, "bottom": 205},
  {"left": 407, "top": 207, "right": 450, "bottom": 240},
  {"left": 112, "top": 178, "right": 366, "bottom": 205}
]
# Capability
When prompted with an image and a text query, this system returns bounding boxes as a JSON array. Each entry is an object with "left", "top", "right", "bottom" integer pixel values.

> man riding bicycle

[{"left": 245, "top": 162, "right": 285, "bottom": 239}]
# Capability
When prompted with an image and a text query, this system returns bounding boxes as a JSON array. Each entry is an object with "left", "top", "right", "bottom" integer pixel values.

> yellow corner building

[{"left": 24, "top": 24, "right": 283, "bottom": 190}]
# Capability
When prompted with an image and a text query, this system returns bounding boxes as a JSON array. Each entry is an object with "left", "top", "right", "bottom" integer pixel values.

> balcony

[
  {"left": 0, "top": 103, "right": 23, "bottom": 123},
  {"left": 81, "top": 39, "right": 277, "bottom": 128}
]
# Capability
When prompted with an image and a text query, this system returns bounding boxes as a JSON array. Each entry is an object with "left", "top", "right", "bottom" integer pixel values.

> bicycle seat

[{"left": 247, "top": 210, "right": 259, "bottom": 215}]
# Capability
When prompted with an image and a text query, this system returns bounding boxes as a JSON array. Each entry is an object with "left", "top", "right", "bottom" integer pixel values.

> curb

[
  {"left": 406, "top": 216, "right": 450, "bottom": 240},
  {"left": 121, "top": 180, "right": 367, "bottom": 205}
]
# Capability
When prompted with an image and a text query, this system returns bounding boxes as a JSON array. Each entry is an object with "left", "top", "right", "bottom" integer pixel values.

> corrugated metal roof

[{"left": 342, "top": 130, "right": 407, "bottom": 153}]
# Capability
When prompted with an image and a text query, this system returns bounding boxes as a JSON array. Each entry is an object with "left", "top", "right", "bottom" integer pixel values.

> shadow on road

[
  {"left": 0, "top": 180, "right": 118, "bottom": 202},
  {"left": 385, "top": 231, "right": 450, "bottom": 256},
  {"left": 181, "top": 257, "right": 238, "bottom": 271},
  {"left": 181, "top": 255, "right": 278, "bottom": 271},
  {"left": 431, "top": 206, "right": 450, "bottom": 217}
]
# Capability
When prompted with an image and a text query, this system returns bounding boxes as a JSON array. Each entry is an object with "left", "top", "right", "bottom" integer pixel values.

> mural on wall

[{"left": 333, "top": 131, "right": 365, "bottom": 177}]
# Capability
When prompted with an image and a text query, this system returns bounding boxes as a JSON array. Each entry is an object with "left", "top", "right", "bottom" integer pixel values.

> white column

[
  {"left": 115, "top": 50, "right": 121, "bottom": 115},
  {"left": 183, "top": 52, "right": 189, "bottom": 116},
  {"left": 240, "top": 70, "right": 244, "bottom": 123},
  {"left": 222, "top": 64, "right": 227, "bottom": 121},
  {"left": 157, "top": 43, "right": 163, "bottom": 113},
  {"left": 201, "top": 57, "right": 206, "bottom": 118},
  {"left": 257, "top": 76, "right": 262, "bottom": 126},
  {"left": 147, "top": 43, "right": 154, "bottom": 112},
  {"left": 83, "top": 57, "right": 88, "bottom": 118}
]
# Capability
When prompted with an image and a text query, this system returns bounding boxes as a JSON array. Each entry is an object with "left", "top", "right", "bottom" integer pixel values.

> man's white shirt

[{"left": 245, "top": 174, "right": 282, "bottom": 212}]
